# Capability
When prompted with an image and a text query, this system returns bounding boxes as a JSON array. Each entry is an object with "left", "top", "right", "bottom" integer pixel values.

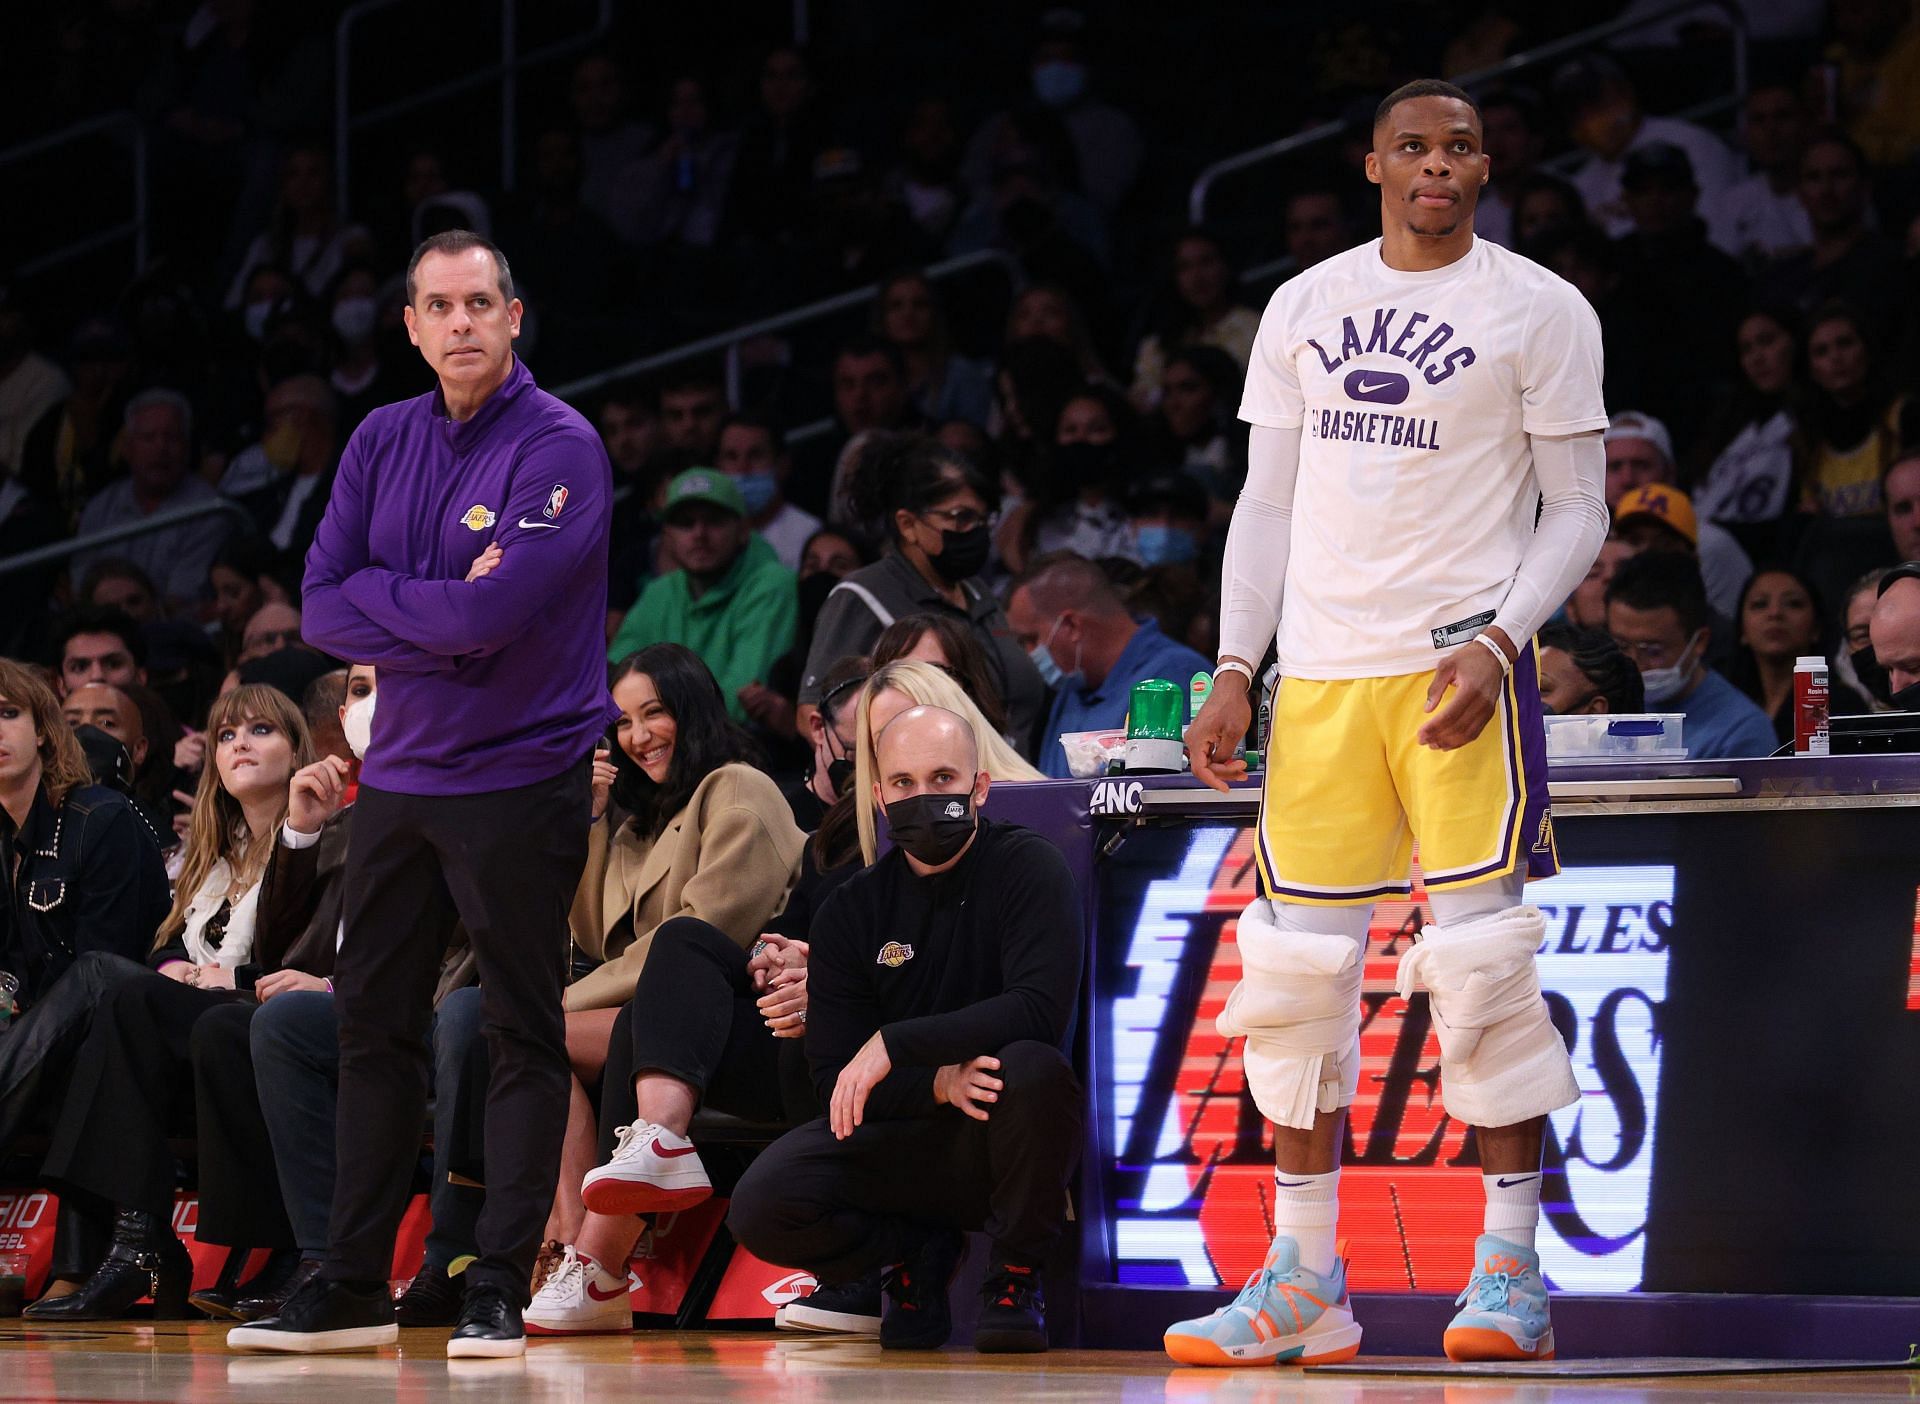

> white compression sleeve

[
  {"left": 1490, "top": 430, "right": 1608, "bottom": 649},
  {"left": 1217, "top": 423, "right": 1302, "bottom": 666}
]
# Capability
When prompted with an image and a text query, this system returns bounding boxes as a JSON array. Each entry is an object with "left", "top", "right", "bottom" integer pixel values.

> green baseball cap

[{"left": 662, "top": 468, "right": 746, "bottom": 519}]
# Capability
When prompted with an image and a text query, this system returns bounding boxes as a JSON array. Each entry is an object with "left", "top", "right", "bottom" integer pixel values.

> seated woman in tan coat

[{"left": 540, "top": 643, "right": 806, "bottom": 1266}]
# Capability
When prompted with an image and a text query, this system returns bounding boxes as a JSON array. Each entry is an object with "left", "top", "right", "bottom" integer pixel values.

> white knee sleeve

[
  {"left": 1215, "top": 899, "right": 1367, "bottom": 1130},
  {"left": 1395, "top": 903, "right": 1579, "bottom": 1129}
]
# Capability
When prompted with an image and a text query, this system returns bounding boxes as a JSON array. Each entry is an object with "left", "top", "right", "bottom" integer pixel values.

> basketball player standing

[{"left": 1166, "top": 79, "right": 1608, "bottom": 1366}]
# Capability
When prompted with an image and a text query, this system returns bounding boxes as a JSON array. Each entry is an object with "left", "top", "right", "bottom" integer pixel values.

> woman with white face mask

[{"left": 324, "top": 264, "right": 412, "bottom": 436}]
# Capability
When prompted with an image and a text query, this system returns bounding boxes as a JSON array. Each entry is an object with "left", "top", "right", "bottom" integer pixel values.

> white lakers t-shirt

[{"left": 1240, "top": 236, "right": 1607, "bottom": 679}]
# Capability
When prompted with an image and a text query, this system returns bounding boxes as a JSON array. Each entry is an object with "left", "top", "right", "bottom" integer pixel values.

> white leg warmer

[
  {"left": 1395, "top": 899, "right": 1580, "bottom": 1129},
  {"left": 1215, "top": 899, "right": 1368, "bottom": 1130}
]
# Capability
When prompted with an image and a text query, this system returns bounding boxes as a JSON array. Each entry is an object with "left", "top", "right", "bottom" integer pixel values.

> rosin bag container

[
  {"left": 1123, "top": 678, "right": 1187, "bottom": 774},
  {"left": 1794, "top": 655, "right": 1831, "bottom": 756}
]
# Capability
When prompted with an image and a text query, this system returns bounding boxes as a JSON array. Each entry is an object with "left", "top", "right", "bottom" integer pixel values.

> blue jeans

[{"left": 250, "top": 987, "right": 484, "bottom": 1266}]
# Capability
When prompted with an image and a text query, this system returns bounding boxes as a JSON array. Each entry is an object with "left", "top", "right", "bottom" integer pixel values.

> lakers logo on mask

[{"left": 876, "top": 942, "right": 915, "bottom": 968}]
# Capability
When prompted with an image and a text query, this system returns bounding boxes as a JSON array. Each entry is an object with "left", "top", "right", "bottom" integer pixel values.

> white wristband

[
  {"left": 1213, "top": 660, "right": 1256, "bottom": 688},
  {"left": 1473, "top": 631, "right": 1513, "bottom": 675}
]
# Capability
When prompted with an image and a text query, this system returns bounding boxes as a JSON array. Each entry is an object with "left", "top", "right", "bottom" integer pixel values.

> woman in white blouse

[{"left": 25, "top": 684, "right": 333, "bottom": 1321}]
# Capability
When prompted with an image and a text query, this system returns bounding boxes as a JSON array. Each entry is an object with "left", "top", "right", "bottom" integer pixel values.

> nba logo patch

[
  {"left": 544, "top": 483, "right": 569, "bottom": 520},
  {"left": 876, "top": 942, "right": 915, "bottom": 968},
  {"left": 461, "top": 504, "right": 497, "bottom": 532}
]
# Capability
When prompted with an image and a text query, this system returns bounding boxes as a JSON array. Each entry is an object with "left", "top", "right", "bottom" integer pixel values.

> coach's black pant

[
  {"left": 326, "top": 762, "right": 589, "bottom": 1302},
  {"left": 727, "top": 1040, "right": 1082, "bottom": 1281}
]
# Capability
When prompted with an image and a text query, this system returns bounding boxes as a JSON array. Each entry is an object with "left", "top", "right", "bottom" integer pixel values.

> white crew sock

[
  {"left": 1271, "top": 1167, "right": 1341, "bottom": 1276},
  {"left": 1482, "top": 1171, "right": 1542, "bottom": 1252}
]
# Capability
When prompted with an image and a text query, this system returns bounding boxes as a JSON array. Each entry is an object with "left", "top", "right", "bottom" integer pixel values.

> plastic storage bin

[{"left": 1543, "top": 713, "right": 1686, "bottom": 762}]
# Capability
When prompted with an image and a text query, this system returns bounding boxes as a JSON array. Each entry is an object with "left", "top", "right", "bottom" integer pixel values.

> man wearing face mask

[
  {"left": 1535, "top": 625, "right": 1644, "bottom": 717},
  {"left": 1006, "top": 552, "right": 1209, "bottom": 778},
  {"left": 716, "top": 413, "right": 821, "bottom": 571},
  {"left": 1604, "top": 550, "right": 1776, "bottom": 758},
  {"left": 1867, "top": 567, "right": 1920, "bottom": 711},
  {"left": 730, "top": 705, "right": 1082, "bottom": 1354},
  {"left": 1128, "top": 473, "right": 1210, "bottom": 571},
  {"left": 962, "top": 10, "right": 1142, "bottom": 216},
  {"left": 220, "top": 376, "right": 342, "bottom": 565}
]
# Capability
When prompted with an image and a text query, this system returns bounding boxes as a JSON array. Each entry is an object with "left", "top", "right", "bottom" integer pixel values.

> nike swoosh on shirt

[{"left": 516, "top": 518, "right": 561, "bottom": 530}]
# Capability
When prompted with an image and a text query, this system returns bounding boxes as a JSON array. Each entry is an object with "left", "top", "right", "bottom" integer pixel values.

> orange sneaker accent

[
  {"left": 1162, "top": 1332, "right": 1362, "bottom": 1368},
  {"left": 1443, "top": 1325, "right": 1554, "bottom": 1363}
]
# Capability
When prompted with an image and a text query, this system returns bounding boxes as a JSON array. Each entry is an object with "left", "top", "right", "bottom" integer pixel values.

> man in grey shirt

[{"left": 72, "top": 390, "right": 232, "bottom": 607}]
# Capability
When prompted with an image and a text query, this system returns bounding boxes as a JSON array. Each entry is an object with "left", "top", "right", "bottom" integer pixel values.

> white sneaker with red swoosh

[
  {"left": 524, "top": 1248, "right": 633, "bottom": 1336},
  {"left": 581, "top": 1122, "right": 713, "bottom": 1215}
]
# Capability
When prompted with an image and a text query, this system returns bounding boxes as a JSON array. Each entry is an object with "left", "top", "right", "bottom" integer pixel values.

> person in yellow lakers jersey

[{"left": 1165, "top": 79, "right": 1609, "bottom": 1368}]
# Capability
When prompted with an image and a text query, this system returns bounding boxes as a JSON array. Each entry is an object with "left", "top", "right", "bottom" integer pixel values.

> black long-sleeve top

[
  {"left": 0, "top": 783, "right": 169, "bottom": 1008},
  {"left": 804, "top": 818, "right": 1083, "bottom": 1120}
]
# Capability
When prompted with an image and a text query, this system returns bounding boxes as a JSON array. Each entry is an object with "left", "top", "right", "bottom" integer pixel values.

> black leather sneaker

[
  {"left": 226, "top": 1275, "right": 397, "bottom": 1353},
  {"left": 879, "top": 1231, "right": 963, "bottom": 1351},
  {"left": 974, "top": 1263, "right": 1047, "bottom": 1353},
  {"left": 777, "top": 1269, "right": 884, "bottom": 1335},
  {"left": 448, "top": 1282, "right": 525, "bottom": 1359},
  {"left": 393, "top": 1263, "right": 464, "bottom": 1328},
  {"left": 232, "top": 1257, "right": 322, "bottom": 1323}
]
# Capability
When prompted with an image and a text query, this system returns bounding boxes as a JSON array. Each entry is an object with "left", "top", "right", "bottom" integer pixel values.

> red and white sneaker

[
  {"left": 524, "top": 1247, "right": 633, "bottom": 1337},
  {"left": 581, "top": 1122, "right": 713, "bottom": 1215}
]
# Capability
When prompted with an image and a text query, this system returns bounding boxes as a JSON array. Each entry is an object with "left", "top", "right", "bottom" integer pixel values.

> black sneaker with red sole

[{"left": 878, "top": 1231, "right": 964, "bottom": 1351}]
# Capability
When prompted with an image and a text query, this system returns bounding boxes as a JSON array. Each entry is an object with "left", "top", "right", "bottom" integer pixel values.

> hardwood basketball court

[{"left": 1, "top": 1324, "right": 1915, "bottom": 1402}]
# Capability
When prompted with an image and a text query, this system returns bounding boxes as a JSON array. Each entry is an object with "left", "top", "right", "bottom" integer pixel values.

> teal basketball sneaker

[
  {"left": 1443, "top": 1232, "right": 1555, "bottom": 1361},
  {"left": 1162, "top": 1237, "right": 1363, "bottom": 1367}
]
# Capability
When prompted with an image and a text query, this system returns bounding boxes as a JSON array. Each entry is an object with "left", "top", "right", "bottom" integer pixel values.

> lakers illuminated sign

[{"left": 1102, "top": 825, "right": 1673, "bottom": 1294}]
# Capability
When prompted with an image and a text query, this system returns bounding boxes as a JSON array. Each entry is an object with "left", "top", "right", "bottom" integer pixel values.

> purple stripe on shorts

[
  {"left": 1513, "top": 641, "right": 1557, "bottom": 881},
  {"left": 1424, "top": 640, "right": 1555, "bottom": 889},
  {"left": 1267, "top": 879, "right": 1414, "bottom": 903}
]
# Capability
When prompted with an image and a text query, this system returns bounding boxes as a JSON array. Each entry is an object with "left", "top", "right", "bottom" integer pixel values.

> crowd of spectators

[{"left": 6, "top": 0, "right": 1920, "bottom": 1343}]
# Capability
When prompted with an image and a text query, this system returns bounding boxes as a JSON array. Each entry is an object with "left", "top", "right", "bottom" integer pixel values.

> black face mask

[
  {"left": 1051, "top": 440, "right": 1119, "bottom": 492},
  {"left": 826, "top": 757, "right": 856, "bottom": 794},
  {"left": 798, "top": 570, "right": 841, "bottom": 630},
  {"left": 1851, "top": 644, "right": 1893, "bottom": 707},
  {"left": 929, "top": 523, "right": 991, "bottom": 583},
  {"left": 883, "top": 788, "right": 978, "bottom": 865},
  {"left": 1890, "top": 679, "right": 1920, "bottom": 713},
  {"left": 73, "top": 724, "right": 134, "bottom": 794}
]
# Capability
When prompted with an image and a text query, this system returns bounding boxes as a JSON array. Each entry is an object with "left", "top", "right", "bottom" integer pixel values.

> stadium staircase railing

[
  {"left": 0, "top": 112, "right": 148, "bottom": 279},
  {"left": 333, "top": 0, "right": 614, "bottom": 212},
  {"left": 549, "top": 248, "right": 1023, "bottom": 444},
  {"left": 1188, "top": 0, "right": 1750, "bottom": 228}
]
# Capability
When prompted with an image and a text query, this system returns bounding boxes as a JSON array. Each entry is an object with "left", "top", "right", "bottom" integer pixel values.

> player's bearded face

[{"left": 1367, "top": 96, "right": 1488, "bottom": 239}]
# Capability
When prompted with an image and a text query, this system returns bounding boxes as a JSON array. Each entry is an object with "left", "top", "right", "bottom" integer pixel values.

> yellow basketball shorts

[{"left": 1254, "top": 645, "right": 1557, "bottom": 906}]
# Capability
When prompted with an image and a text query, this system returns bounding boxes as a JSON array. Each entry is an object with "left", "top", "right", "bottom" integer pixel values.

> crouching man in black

[{"left": 729, "top": 704, "right": 1082, "bottom": 1354}]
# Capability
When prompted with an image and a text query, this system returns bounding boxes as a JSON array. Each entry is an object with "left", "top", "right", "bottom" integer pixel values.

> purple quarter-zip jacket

[{"left": 302, "top": 357, "right": 616, "bottom": 796}]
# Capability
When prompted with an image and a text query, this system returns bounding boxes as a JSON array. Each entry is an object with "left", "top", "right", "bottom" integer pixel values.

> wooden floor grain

[{"left": 0, "top": 1324, "right": 1914, "bottom": 1402}]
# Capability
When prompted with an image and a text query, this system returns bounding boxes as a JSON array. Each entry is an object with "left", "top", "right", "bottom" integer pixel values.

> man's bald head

[
  {"left": 60, "top": 681, "right": 147, "bottom": 766},
  {"left": 1870, "top": 574, "right": 1920, "bottom": 699},
  {"left": 875, "top": 704, "right": 979, "bottom": 776}
]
